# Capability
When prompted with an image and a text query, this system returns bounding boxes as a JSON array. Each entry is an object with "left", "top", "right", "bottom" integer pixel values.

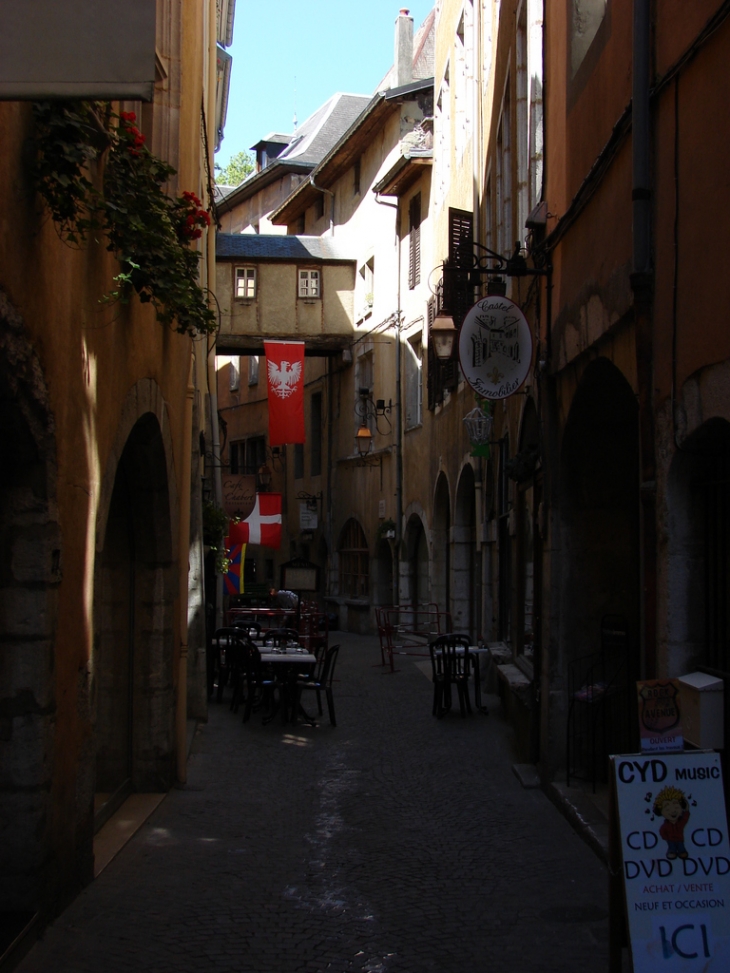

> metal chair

[
  {"left": 211, "top": 628, "right": 247, "bottom": 704},
  {"left": 295, "top": 644, "right": 340, "bottom": 726},
  {"left": 430, "top": 634, "right": 473, "bottom": 717}
]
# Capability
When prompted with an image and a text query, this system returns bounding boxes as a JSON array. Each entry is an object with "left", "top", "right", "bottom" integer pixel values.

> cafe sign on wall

[
  {"left": 458, "top": 295, "right": 533, "bottom": 399},
  {"left": 221, "top": 475, "right": 256, "bottom": 519}
]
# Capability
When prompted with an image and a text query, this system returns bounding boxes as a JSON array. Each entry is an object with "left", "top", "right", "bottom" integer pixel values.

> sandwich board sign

[
  {"left": 637, "top": 680, "right": 684, "bottom": 753},
  {"left": 612, "top": 750, "right": 730, "bottom": 970}
]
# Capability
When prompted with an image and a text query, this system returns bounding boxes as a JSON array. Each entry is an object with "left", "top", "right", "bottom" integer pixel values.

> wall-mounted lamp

[
  {"left": 430, "top": 314, "right": 458, "bottom": 360},
  {"left": 356, "top": 387, "right": 393, "bottom": 432},
  {"left": 355, "top": 424, "right": 374, "bottom": 458},
  {"left": 257, "top": 463, "right": 273, "bottom": 490},
  {"left": 267, "top": 445, "right": 285, "bottom": 471}
]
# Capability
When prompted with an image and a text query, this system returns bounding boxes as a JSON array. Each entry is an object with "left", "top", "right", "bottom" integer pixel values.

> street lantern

[
  {"left": 430, "top": 314, "right": 457, "bottom": 360},
  {"left": 355, "top": 424, "right": 373, "bottom": 458}
]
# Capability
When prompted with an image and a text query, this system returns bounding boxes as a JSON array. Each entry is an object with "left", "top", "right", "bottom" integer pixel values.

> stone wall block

[
  {"left": 0, "top": 639, "right": 54, "bottom": 709},
  {"left": 0, "top": 791, "right": 47, "bottom": 872},
  {"left": 11, "top": 522, "right": 62, "bottom": 584},
  {"left": 0, "top": 587, "right": 56, "bottom": 637},
  {"left": 0, "top": 712, "right": 52, "bottom": 789}
]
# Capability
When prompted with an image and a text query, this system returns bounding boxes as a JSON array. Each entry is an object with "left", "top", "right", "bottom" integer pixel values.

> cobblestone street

[{"left": 19, "top": 635, "right": 609, "bottom": 973}]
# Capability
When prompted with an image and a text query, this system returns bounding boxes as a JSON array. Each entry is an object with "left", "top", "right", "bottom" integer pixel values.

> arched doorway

[
  {"left": 453, "top": 465, "right": 476, "bottom": 636},
  {"left": 560, "top": 358, "right": 640, "bottom": 762},
  {"left": 94, "top": 413, "right": 175, "bottom": 825},
  {"left": 0, "top": 321, "right": 59, "bottom": 913},
  {"left": 432, "top": 473, "right": 450, "bottom": 616}
]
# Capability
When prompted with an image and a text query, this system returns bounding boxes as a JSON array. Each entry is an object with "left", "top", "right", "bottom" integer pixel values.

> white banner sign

[
  {"left": 458, "top": 295, "right": 533, "bottom": 399},
  {"left": 613, "top": 751, "right": 730, "bottom": 971},
  {"left": 299, "top": 502, "right": 318, "bottom": 531}
]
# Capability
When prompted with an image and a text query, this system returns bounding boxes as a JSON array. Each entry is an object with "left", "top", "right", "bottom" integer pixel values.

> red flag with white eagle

[
  {"left": 228, "top": 493, "right": 282, "bottom": 549},
  {"left": 264, "top": 340, "right": 305, "bottom": 446}
]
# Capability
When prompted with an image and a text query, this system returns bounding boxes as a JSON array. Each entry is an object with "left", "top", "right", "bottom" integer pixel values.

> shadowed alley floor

[{"left": 18, "top": 633, "right": 609, "bottom": 973}]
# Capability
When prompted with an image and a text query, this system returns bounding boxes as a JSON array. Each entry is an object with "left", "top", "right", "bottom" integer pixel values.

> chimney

[{"left": 393, "top": 8, "right": 413, "bottom": 88}]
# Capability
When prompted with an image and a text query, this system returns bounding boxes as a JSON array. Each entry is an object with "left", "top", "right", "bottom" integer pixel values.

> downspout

[
  {"left": 207, "top": 0, "right": 224, "bottom": 633},
  {"left": 310, "top": 174, "right": 335, "bottom": 236},
  {"left": 177, "top": 353, "right": 195, "bottom": 783},
  {"left": 375, "top": 191, "right": 402, "bottom": 603},
  {"left": 632, "top": 0, "right": 656, "bottom": 681},
  {"left": 326, "top": 356, "right": 334, "bottom": 604},
  {"left": 473, "top": 0, "right": 483, "bottom": 641}
]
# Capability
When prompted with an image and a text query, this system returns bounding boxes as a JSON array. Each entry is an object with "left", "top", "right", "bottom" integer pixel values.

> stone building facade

[{"left": 0, "top": 0, "right": 226, "bottom": 922}]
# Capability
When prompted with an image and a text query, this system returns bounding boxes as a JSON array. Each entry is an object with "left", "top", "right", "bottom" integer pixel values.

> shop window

[
  {"left": 339, "top": 518, "right": 369, "bottom": 599},
  {"left": 311, "top": 392, "right": 322, "bottom": 476},
  {"left": 294, "top": 443, "right": 304, "bottom": 480}
]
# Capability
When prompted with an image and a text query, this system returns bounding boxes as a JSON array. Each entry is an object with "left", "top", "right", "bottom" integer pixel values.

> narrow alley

[{"left": 18, "top": 635, "right": 608, "bottom": 973}]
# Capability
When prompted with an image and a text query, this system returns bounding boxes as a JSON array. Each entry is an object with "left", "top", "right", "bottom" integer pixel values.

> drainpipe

[
  {"left": 310, "top": 174, "right": 335, "bottom": 236},
  {"left": 473, "top": 0, "right": 484, "bottom": 641},
  {"left": 375, "top": 192, "right": 403, "bottom": 603},
  {"left": 631, "top": 0, "right": 656, "bottom": 681},
  {"left": 207, "top": 0, "right": 224, "bottom": 634},
  {"left": 177, "top": 354, "right": 195, "bottom": 784}
]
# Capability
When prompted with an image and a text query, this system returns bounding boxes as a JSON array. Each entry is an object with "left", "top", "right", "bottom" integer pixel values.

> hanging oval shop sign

[{"left": 458, "top": 295, "right": 533, "bottom": 399}]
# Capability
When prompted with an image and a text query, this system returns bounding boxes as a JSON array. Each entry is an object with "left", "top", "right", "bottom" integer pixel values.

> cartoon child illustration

[{"left": 653, "top": 786, "right": 690, "bottom": 860}]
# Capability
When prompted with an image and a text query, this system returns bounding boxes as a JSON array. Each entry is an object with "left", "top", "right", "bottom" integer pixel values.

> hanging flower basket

[{"left": 463, "top": 406, "right": 494, "bottom": 447}]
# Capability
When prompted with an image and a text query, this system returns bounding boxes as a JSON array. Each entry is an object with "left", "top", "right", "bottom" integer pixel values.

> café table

[{"left": 258, "top": 647, "right": 317, "bottom": 725}]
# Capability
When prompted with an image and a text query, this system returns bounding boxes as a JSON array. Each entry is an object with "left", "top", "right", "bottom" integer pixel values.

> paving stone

[{"left": 18, "top": 633, "right": 610, "bottom": 973}]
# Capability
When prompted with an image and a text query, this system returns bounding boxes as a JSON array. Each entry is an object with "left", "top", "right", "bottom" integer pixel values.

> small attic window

[
  {"left": 298, "top": 269, "right": 321, "bottom": 298},
  {"left": 235, "top": 266, "right": 257, "bottom": 299}
]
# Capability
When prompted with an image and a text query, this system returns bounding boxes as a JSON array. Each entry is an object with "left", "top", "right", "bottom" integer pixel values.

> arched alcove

[
  {"left": 94, "top": 412, "right": 175, "bottom": 823},
  {"left": 453, "top": 465, "right": 476, "bottom": 636},
  {"left": 373, "top": 538, "right": 394, "bottom": 606},
  {"left": 561, "top": 358, "right": 640, "bottom": 656},
  {"left": 403, "top": 513, "right": 429, "bottom": 606},
  {"left": 432, "top": 473, "right": 451, "bottom": 615},
  {"left": 666, "top": 418, "right": 730, "bottom": 677}
]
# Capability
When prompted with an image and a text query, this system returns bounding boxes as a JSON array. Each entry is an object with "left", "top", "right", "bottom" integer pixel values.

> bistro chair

[
  {"left": 295, "top": 644, "right": 340, "bottom": 726},
  {"left": 231, "top": 618, "right": 262, "bottom": 640},
  {"left": 211, "top": 628, "right": 247, "bottom": 704},
  {"left": 263, "top": 627, "right": 300, "bottom": 648},
  {"left": 430, "top": 634, "right": 473, "bottom": 717},
  {"left": 240, "top": 640, "right": 279, "bottom": 724}
]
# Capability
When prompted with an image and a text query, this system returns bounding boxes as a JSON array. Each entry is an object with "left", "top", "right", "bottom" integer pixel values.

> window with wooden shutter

[
  {"left": 445, "top": 207, "right": 475, "bottom": 329},
  {"left": 448, "top": 208, "right": 473, "bottom": 267},
  {"left": 408, "top": 193, "right": 421, "bottom": 290}
]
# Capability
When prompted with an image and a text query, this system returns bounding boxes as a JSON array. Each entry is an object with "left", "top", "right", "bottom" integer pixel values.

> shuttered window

[
  {"left": 408, "top": 193, "right": 421, "bottom": 290},
  {"left": 448, "top": 208, "right": 473, "bottom": 267},
  {"left": 444, "top": 207, "right": 475, "bottom": 330}
]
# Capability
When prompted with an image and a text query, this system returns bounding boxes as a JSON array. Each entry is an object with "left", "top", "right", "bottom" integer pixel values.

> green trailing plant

[
  {"left": 32, "top": 101, "right": 216, "bottom": 336},
  {"left": 203, "top": 500, "right": 231, "bottom": 575},
  {"left": 376, "top": 518, "right": 397, "bottom": 541}
]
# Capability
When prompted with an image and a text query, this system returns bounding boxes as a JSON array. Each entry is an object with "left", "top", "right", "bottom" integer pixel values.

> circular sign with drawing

[{"left": 458, "top": 295, "right": 533, "bottom": 399}]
